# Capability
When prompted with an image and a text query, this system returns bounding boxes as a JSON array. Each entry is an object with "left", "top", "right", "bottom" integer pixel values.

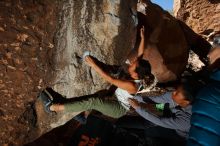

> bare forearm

[
  {"left": 138, "top": 38, "right": 145, "bottom": 57},
  {"left": 138, "top": 26, "right": 145, "bottom": 57},
  {"left": 85, "top": 56, "right": 137, "bottom": 93},
  {"left": 91, "top": 64, "right": 137, "bottom": 93},
  {"left": 130, "top": 99, "right": 163, "bottom": 117},
  {"left": 91, "top": 63, "right": 114, "bottom": 84},
  {"left": 140, "top": 103, "right": 163, "bottom": 116}
]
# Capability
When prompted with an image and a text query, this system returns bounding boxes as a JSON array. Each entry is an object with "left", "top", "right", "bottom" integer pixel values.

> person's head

[
  {"left": 172, "top": 79, "right": 203, "bottom": 107},
  {"left": 127, "top": 58, "right": 151, "bottom": 80}
]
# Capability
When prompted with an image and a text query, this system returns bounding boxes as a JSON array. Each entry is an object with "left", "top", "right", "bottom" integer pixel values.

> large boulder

[
  {"left": 174, "top": 0, "right": 220, "bottom": 37},
  {"left": 34, "top": 0, "right": 137, "bottom": 139},
  {"left": 1, "top": 0, "right": 214, "bottom": 145},
  {"left": 133, "top": 0, "right": 189, "bottom": 83},
  {"left": 0, "top": 0, "right": 60, "bottom": 145},
  {"left": 52, "top": 0, "right": 137, "bottom": 98},
  {"left": 173, "top": 0, "right": 220, "bottom": 64}
]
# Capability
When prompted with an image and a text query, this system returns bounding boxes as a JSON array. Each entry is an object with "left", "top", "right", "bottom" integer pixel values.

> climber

[
  {"left": 40, "top": 26, "right": 153, "bottom": 118},
  {"left": 41, "top": 73, "right": 201, "bottom": 143}
]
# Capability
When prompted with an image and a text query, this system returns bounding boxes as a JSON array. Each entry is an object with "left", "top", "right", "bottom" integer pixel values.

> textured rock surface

[
  {"left": 174, "top": 0, "right": 220, "bottom": 38},
  {"left": 135, "top": 0, "right": 189, "bottom": 82},
  {"left": 52, "top": 0, "right": 137, "bottom": 98},
  {"left": 0, "top": 0, "right": 137, "bottom": 145},
  {"left": 0, "top": 0, "right": 60, "bottom": 145},
  {"left": 0, "top": 0, "right": 215, "bottom": 145},
  {"left": 35, "top": 0, "right": 137, "bottom": 140}
]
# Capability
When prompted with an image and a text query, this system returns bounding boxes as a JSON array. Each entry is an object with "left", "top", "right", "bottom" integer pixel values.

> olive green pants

[{"left": 64, "top": 97, "right": 127, "bottom": 118}]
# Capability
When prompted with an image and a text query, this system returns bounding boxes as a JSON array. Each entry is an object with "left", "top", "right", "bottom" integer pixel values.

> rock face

[
  {"left": 0, "top": 0, "right": 60, "bottom": 145},
  {"left": 174, "top": 0, "right": 220, "bottom": 37},
  {"left": 35, "top": 0, "right": 194, "bottom": 139},
  {"left": 136, "top": 0, "right": 189, "bottom": 83},
  {"left": 1, "top": 0, "right": 214, "bottom": 145},
  {"left": 35, "top": 0, "right": 137, "bottom": 139},
  {"left": 0, "top": 0, "right": 137, "bottom": 145},
  {"left": 52, "top": 0, "right": 137, "bottom": 98}
]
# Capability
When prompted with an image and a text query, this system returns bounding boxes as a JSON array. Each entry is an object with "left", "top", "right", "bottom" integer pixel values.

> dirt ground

[{"left": 0, "top": 0, "right": 60, "bottom": 145}]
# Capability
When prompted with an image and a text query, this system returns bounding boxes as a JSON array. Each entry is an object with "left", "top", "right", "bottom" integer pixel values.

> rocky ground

[{"left": 0, "top": 0, "right": 60, "bottom": 145}]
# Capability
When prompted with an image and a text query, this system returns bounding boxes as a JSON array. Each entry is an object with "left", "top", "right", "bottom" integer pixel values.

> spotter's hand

[{"left": 128, "top": 98, "right": 140, "bottom": 110}]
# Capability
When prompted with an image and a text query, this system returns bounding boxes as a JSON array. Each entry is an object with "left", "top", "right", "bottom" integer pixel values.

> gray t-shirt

[{"left": 136, "top": 92, "right": 192, "bottom": 138}]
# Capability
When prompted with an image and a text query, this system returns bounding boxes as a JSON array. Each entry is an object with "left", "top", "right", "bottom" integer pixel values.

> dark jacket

[{"left": 187, "top": 69, "right": 220, "bottom": 146}]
